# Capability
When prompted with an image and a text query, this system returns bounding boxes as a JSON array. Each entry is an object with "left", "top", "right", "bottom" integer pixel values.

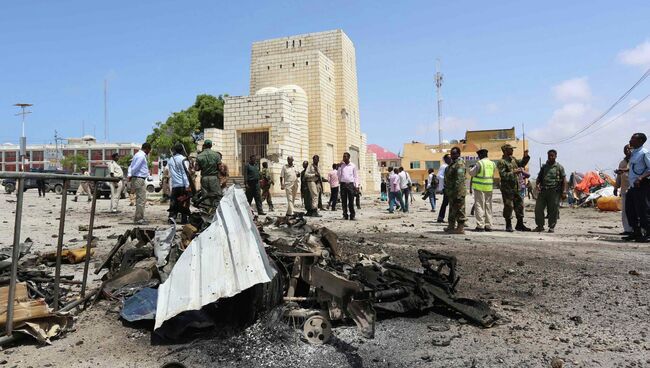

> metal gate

[{"left": 240, "top": 131, "right": 269, "bottom": 175}]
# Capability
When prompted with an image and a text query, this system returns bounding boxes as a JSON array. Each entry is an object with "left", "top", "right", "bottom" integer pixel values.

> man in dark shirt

[
  {"left": 244, "top": 155, "right": 265, "bottom": 215},
  {"left": 300, "top": 160, "right": 313, "bottom": 213},
  {"left": 533, "top": 149, "right": 566, "bottom": 233},
  {"left": 195, "top": 139, "right": 222, "bottom": 211}
]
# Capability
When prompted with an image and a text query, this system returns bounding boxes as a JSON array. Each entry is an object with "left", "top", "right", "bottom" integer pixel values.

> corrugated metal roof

[{"left": 154, "top": 186, "right": 276, "bottom": 330}]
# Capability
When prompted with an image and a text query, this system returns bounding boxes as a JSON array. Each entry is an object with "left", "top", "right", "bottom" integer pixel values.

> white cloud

[
  {"left": 628, "top": 97, "right": 650, "bottom": 113},
  {"left": 618, "top": 40, "right": 650, "bottom": 67},
  {"left": 414, "top": 116, "right": 477, "bottom": 141},
  {"left": 528, "top": 99, "right": 647, "bottom": 173},
  {"left": 552, "top": 77, "right": 592, "bottom": 103}
]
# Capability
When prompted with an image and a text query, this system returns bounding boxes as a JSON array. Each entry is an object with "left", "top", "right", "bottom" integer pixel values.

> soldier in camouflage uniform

[
  {"left": 444, "top": 147, "right": 467, "bottom": 234},
  {"left": 195, "top": 140, "right": 223, "bottom": 212},
  {"left": 496, "top": 144, "right": 531, "bottom": 232},
  {"left": 534, "top": 149, "right": 566, "bottom": 233}
]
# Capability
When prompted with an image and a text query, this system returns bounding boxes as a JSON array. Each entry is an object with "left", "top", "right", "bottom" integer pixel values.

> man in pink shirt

[
  {"left": 388, "top": 167, "right": 405, "bottom": 213},
  {"left": 337, "top": 152, "right": 360, "bottom": 220},
  {"left": 327, "top": 163, "right": 340, "bottom": 211}
]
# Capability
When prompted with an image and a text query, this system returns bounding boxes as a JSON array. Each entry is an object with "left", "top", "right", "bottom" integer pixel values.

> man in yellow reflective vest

[{"left": 469, "top": 149, "right": 495, "bottom": 231}]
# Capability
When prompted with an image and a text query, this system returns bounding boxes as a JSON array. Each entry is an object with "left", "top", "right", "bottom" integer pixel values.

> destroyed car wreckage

[{"left": 92, "top": 187, "right": 497, "bottom": 345}]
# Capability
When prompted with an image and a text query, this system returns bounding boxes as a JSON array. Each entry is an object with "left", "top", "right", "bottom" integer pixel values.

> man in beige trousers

[
  {"left": 470, "top": 149, "right": 496, "bottom": 232},
  {"left": 280, "top": 156, "right": 300, "bottom": 216}
]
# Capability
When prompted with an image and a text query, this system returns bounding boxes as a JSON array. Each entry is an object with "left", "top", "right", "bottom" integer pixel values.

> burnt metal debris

[
  {"left": 88, "top": 188, "right": 497, "bottom": 345},
  {"left": 262, "top": 214, "right": 498, "bottom": 343},
  {"left": 1, "top": 178, "right": 497, "bottom": 347}
]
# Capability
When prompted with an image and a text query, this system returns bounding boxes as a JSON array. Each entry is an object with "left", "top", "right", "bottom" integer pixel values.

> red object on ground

[{"left": 575, "top": 171, "right": 604, "bottom": 193}]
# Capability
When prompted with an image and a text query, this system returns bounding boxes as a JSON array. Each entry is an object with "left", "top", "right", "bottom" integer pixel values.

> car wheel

[
  {"left": 54, "top": 184, "right": 63, "bottom": 195},
  {"left": 146, "top": 185, "right": 154, "bottom": 193},
  {"left": 4, "top": 183, "right": 15, "bottom": 194}
]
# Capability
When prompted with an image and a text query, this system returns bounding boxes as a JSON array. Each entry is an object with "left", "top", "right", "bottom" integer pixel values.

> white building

[{"left": 0, "top": 135, "right": 141, "bottom": 172}]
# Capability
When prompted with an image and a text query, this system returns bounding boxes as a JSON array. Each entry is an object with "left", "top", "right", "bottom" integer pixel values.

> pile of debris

[
  {"left": 0, "top": 238, "right": 90, "bottom": 344},
  {"left": 570, "top": 170, "right": 620, "bottom": 209},
  {"left": 93, "top": 186, "right": 497, "bottom": 345}
]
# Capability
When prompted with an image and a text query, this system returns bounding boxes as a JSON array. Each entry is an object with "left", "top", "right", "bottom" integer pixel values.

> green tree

[
  {"left": 146, "top": 94, "right": 226, "bottom": 157},
  {"left": 61, "top": 154, "right": 88, "bottom": 172},
  {"left": 117, "top": 154, "right": 132, "bottom": 168}
]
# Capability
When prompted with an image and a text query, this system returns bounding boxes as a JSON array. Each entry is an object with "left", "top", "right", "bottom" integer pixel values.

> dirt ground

[{"left": 0, "top": 189, "right": 648, "bottom": 368}]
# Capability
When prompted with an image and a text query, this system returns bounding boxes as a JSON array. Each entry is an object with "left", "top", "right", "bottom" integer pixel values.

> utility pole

[
  {"left": 104, "top": 79, "right": 108, "bottom": 142},
  {"left": 522, "top": 123, "right": 526, "bottom": 151},
  {"left": 14, "top": 103, "right": 33, "bottom": 172},
  {"left": 54, "top": 130, "right": 65, "bottom": 169},
  {"left": 435, "top": 59, "right": 444, "bottom": 147}
]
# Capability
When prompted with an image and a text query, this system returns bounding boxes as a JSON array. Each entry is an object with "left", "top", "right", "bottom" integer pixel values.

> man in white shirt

[
  {"left": 437, "top": 154, "right": 452, "bottom": 223},
  {"left": 107, "top": 153, "right": 124, "bottom": 213},
  {"left": 398, "top": 167, "right": 411, "bottom": 213},
  {"left": 167, "top": 143, "right": 191, "bottom": 224},
  {"left": 337, "top": 152, "right": 360, "bottom": 220},
  {"left": 127, "top": 143, "right": 151, "bottom": 224}
]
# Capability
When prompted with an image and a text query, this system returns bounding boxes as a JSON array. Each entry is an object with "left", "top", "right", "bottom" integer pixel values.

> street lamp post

[{"left": 14, "top": 103, "right": 33, "bottom": 172}]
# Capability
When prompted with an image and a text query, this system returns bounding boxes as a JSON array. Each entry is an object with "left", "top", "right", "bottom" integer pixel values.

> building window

[
  {"left": 286, "top": 41, "right": 289, "bottom": 48},
  {"left": 267, "top": 66, "right": 270, "bottom": 70},
  {"left": 31, "top": 151, "right": 44, "bottom": 161},
  {"left": 306, "top": 61, "right": 309, "bottom": 66},
  {"left": 292, "top": 63, "right": 295, "bottom": 67},
  {"left": 299, "top": 39, "right": 302, "bottom": 47},
  {"left": 410, "top": 161, "right": 421, "bottom": 169},
  {"left": 119, "top": 149, "right": 132, "bottom": 156},
  {"left": 380, "top": 161, "right": 386, "bottom": 167},
  {"left": 280, "top": 64, "right": 282, "bottom": 69},
  {"left": 292, "top": 40, "right": 295, "bottom": 47},
  {"left": 91, "top": 150, "right": 103, "bottom": 161},
  {"left": 425, "top": 161, "right": 440, "bottom": 170},
  {"left": 5, "top": 151, "right": 17, "bottom": 161}
]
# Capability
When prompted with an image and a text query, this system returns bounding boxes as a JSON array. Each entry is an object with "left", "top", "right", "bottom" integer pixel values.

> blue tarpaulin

[{"left": 120, "top": 287, "right": 158, "bottom": 322}]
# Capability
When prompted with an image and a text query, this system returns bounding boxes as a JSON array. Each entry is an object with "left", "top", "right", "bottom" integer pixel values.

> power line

[
  {"left": 569, "top": 93, "right": 650, "bottom": 140},
  {"left": 528, "top": 92, "right": 650, "bottom": 145},
  {"left": 528, "top": 67, "right": 650, "bottom": 145}
]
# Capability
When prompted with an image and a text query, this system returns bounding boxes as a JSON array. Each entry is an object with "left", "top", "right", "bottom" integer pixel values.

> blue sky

[{"left": 1, "top": 0, "right": 649, "bottom": 172}]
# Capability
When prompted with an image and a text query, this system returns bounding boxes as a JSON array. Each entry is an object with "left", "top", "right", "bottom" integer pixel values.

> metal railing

[{"left": 0, "top": 172, "right": 121, "bottom": 337}]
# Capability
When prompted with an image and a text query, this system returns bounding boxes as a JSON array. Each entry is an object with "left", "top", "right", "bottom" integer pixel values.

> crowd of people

[{"left": 63, "top": 132, "right": 649, "bottom": 243}]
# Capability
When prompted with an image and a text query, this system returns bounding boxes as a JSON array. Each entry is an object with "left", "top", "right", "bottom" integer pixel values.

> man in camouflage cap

[
  {"left": 534, "top": 149, "right": 566, "bottom": 233},
  {"left": 444, "top": 146, "right": 467, "bottom": 234},
  {"left": 496, "top": 143, "right": 531, "bottom": 232}
]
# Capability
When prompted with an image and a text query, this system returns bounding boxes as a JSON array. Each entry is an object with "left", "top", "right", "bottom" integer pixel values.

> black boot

[
  {"left": 505, "top": 219, "right": 514, "bottom": 232},
  {"left": 622, "top": 228, "right": 641, "bottom": 241},
  {"left": 634, "top": 228, "right": 649, "bottom": 243},
  {"left": 515, "top": 218, "right": 531, "bottom": 231}
]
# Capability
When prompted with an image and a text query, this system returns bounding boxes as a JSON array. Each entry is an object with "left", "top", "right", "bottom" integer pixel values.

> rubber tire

[
  {"left": 54, "top": 184, "right": 63, "bottom": 195},
  {"left": 146, "top": 185, "right": 154, "bottom": 193},
  {"left": 4, "top": 183, "right": 15, "bottom": 194}
]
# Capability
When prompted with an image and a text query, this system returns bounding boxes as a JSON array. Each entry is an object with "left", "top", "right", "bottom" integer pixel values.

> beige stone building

[
  {"left": 401, "top": 127, "right": 529, "bottom": 187},
  {"left": 205, "top": 29, "right": 378, "bottom": 193}
]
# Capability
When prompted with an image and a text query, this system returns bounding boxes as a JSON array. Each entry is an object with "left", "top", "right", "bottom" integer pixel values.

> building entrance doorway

[{"left": 240, "top": 131, "right": 269, "bottom": 175}]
